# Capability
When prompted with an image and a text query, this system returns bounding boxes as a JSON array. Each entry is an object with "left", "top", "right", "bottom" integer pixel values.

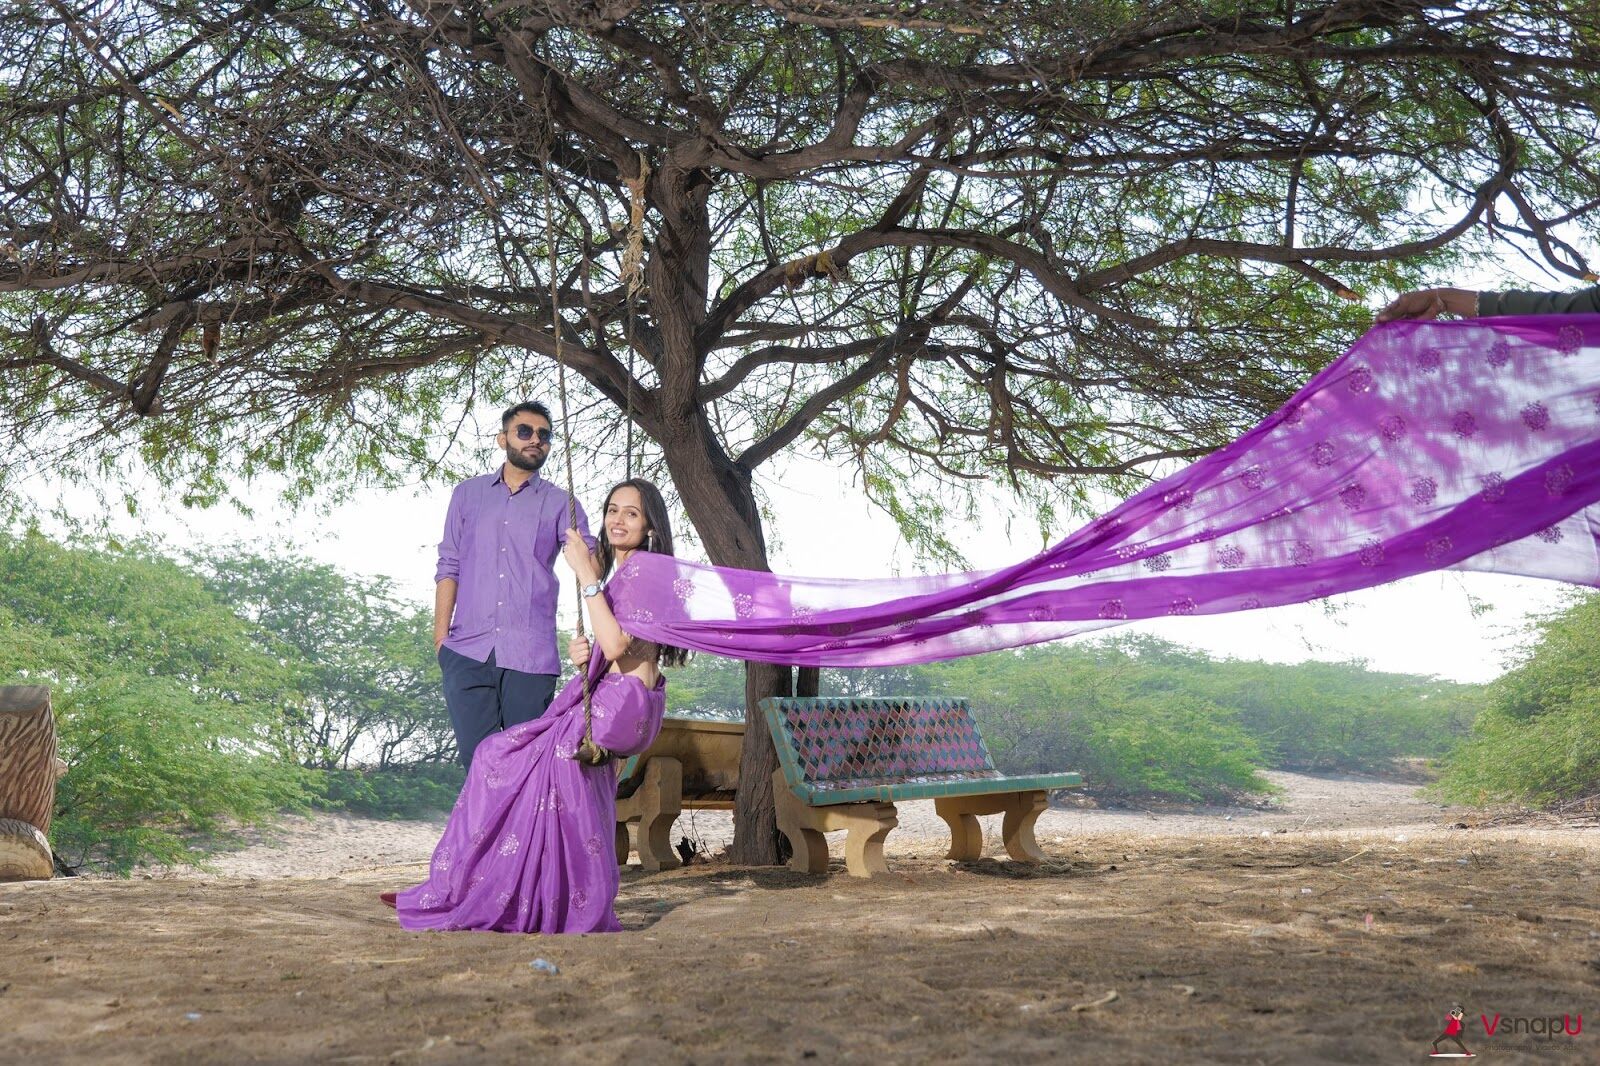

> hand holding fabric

[{"left": 1375, "top": 287, "right": 1478, "bottom": 322}]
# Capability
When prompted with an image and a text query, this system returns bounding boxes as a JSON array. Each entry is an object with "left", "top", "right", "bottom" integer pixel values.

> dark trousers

[{"left": 439, "top": 646, "right": 557, "bottom": 769}]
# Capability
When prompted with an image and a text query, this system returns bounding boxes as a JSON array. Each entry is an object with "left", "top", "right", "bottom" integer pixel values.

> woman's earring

[{"left": 646, "top": 530, "right": 656, "bottom": 550}]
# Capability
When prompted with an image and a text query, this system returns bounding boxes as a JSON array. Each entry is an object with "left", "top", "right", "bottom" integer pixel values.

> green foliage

[
  {"left": 48, "top": 673, "right": 314, "bottom": 873},
  {"left": 1117, "top": 640, "right": 1481, "bottom": 772},
  {"left": 14, "top": 4, "right": 1597, "bottom": 568},
  {"left": 921, "top": 642, "right": 1272, "bottom": 803},
  {"left": 193, "top": 549, "right": 453, "bottom": 769},
  {"left": 1473, "top": 591, "right": 1600, "bottom": 721},
  {"left": 664, "top": 651, "right": 747, "bottom": 719},
  {"left": 0, "top": 532, "right": 462, "bottom": 871},
  {"left": 1075, "top": 693, "right": 1268, "bottom": 804},
  {"left": 1433, "top": 593, "right": 1600, "bottom": 806},
  {"left": 0, "top": 532, "right": 315, "bottom": 873},
  {"left": 316, "top": 764, "right": 465, "bottom": 821}
]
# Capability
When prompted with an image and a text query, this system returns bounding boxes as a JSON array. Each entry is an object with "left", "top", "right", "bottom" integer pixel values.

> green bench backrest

[{"left": 760, "top": 696, "right": 1000, "bottom": 790}]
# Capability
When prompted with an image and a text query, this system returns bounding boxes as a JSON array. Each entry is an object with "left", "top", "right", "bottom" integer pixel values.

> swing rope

[
  {"left": 620, "top": 153, "right": 649, "bottom": 480},
  {"left": 541, "top": 121, "right": 648, "bottom": 766},
  {"left": 540, "top": 129, "right": 608, "bottom": 767}
]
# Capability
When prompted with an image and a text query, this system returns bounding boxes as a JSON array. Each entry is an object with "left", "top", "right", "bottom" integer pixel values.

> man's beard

[{"left": 505, "top": 446, "right": 546, "bottom": 472}]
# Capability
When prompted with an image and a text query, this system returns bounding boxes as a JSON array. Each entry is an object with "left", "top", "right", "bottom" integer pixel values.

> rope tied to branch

[{"left": 540, "top": 106, "right": 608, "bottom": 767}]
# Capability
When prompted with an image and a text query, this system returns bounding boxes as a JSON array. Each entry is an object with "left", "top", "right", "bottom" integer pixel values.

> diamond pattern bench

[{"left": 760, "top": 696, "right": 1083, "bottom": 878}]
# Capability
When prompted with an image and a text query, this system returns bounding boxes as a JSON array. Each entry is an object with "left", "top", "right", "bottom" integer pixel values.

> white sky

[{"left": 18, "top": 443, "right": 1566, "bottom": 685}]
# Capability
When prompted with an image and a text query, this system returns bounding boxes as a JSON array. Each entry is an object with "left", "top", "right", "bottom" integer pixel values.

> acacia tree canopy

[{"left": 5, "top": 0, "right": 1599, "bottom": 861}]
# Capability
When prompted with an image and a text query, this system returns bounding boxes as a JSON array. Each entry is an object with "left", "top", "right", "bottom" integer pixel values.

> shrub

[
  {"left": 316, "top": 764, "right": 466, "bottom": 820},
  {"left": 1432, "top": 593, "right": 1600, "bottom": 806}
]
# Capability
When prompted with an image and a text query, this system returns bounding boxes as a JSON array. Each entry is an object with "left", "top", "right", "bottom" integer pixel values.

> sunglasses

[{"left": 510, "top": 425, "right": 554, "bottom": 444}]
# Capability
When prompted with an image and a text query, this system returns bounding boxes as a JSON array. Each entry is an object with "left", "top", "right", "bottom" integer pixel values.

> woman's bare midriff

[{"left": 607, "top": 639, "right": 660, "bottom": 690}]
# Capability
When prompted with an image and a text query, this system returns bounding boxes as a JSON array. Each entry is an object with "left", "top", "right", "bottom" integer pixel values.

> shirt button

[
  {"left": 497, "top": 601, "right": 503, "bottom": 606},
  {"left": 499, "top": 574, "right": 504, "bottom": 579}
]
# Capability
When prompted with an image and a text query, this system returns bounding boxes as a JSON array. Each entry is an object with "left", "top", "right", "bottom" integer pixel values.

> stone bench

[
  {"left": 614, "top": 716, "right": 743, "bottom": 870},
  {"left": 760, "top": 696, "right": 1083, "bottom": 878}
]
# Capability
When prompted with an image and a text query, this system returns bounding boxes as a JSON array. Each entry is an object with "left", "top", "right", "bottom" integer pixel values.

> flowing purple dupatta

[{"left": 607, "top": 316, "right": 1600, "bottom": 666}]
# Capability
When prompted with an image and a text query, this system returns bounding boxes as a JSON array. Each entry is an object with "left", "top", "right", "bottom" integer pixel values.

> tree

[
  {"left": 195, "top": 549, "right": 455, "bottom": 769},
  {"left": 0, "top": 532, "right": 313, "bottom": 871},
  {"left": 4, "top": 2, "right": 1600, "bottom": 861}
]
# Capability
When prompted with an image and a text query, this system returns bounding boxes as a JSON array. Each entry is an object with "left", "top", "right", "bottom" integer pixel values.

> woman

[{"left": 389, "top": 479, "right": 687, "bottom": 934}]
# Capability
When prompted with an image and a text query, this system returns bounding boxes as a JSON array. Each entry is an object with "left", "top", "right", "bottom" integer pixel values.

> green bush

[
  {"left": 316, "top": 764, "right": 466, "bottom": 820},
  {"left": 933, "top": 647, "right": 1273, "bottom": 803},
  {"left": 50, "top": 673, "right": 315, "bottom": 872},
  {"left": 0, "top": 533, "right": 316, "bottom": 873},
  {"left": 1432, "top": 696, "right": 1600, "bottom": 807},
  {"left": 1078, "top": 693, "right": 1271, "bottom": 803},
  {"left": 1433, "top": 593, "right": 1600, "bottom": 806}
]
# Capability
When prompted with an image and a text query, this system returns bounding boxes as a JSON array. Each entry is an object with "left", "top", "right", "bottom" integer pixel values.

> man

[
  {"left": 434, "top": 401, "right": 595, "bottom": 768},
  {"left": 1378, "top": 282, "right": 1600, "bottom": 321}
]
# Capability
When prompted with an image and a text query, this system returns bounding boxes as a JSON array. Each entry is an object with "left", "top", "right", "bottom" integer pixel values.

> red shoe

[{"left": 379, "top": 891, "right": 398, "bottom": 909}]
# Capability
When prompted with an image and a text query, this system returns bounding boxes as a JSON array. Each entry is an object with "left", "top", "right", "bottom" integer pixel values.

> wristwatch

[{"left": 580, "top": 580, "right": 604, "bottom": 599}]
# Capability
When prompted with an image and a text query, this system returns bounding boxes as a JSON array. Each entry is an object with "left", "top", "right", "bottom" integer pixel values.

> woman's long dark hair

[{"left": 595, "top": 478, "right": 690, "bottom": 668}]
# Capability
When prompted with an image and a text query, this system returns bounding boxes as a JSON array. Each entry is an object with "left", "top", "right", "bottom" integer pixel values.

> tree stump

[{"left": 0, "top": 686, "right": 61, "bottom": 881}]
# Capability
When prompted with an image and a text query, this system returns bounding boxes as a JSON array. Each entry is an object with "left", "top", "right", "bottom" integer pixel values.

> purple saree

[
  {"left": 606, "top": 316, "right": 1600, "bottom": 666},
  {"left": 402, "top": 314, "right": 1600, "bottom": 936},
  {"left": 396, "top": 651, "right": 665, "bottom": 934}
]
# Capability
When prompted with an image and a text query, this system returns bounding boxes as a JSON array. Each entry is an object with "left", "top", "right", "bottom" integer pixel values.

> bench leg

[
  {"left": 937, "top": 809, "right": 984, "bottom": 862},
  {"left": 637, "top": 758, "right": 683, "bottom": 872},
  {"left": 841, "top": 804, "right": 897, "bottom": 878},
  {"left": 934, "top": 790, "right": 1051, "bottom": 864},
  {"left": 772, "top": 770, "right": 898, "bottom": 877},
  {"left": 616, "top": 757, "right": 683, "bottom": 871},
  {"left": 614, "top": 822, "right": 632, "bottom": 867},
  {"left": 773, "top": 770, "right": 829, "bottom": 874},
  {"left": 1000, "top": 791, "right": 1048, "bottom": 864}
]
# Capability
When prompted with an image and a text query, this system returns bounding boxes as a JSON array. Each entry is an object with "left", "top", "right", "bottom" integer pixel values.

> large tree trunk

[
  {"left": 0, "top": 686, "right": 62, "bottom": 881},
  {"left": 658, "top": 412, "right": 796, "bottom": 864},
  {"left": 648, "top": 162, "right": 800, "bottom": 865},
  {"left": 730, "top": 660, "right": 791, "bottom": 863}
]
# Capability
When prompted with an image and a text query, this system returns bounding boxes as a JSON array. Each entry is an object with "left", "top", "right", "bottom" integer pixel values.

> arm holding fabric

[
  {"left": 1378, "top": 282, "right": 1600, "bottom": 322},
  {"left": 563, "top": 529, "right": 633, "bottom": 660},
  {"left": 1375, "top": 287, "right": 1479, "bottom": 322},
  {"left": 1478, "top": 284, "right": 1600, "bottom": 316}
]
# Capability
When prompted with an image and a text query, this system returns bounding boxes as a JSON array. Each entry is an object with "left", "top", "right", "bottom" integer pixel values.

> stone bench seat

[
  {"left": 798, "top": 769, "right": 1082, "bottom": 805},
  {"left": 760, "top": 696, "right": 1084, "bottom": 878}
]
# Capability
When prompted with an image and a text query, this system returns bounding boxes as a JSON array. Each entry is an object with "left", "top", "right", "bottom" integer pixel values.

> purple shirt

[{"left": 436, "top": 468, "right": 594, "bottom": 675}]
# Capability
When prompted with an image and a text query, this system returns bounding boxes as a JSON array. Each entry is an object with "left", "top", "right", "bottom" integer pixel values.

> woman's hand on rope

[
  {"left": 568, "top": 634, "right": 592, "bottom": 668},
  {"left": 563, "top": 528, "right": 598, "bottom": 583}
]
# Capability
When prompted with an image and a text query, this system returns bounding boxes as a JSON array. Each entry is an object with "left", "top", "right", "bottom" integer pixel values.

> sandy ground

[
  {"left": 4, "top": 772, "right": 1597, "bottom": 1064},
  {"left": 176, "top": 769, "right": 1488, "bottom": 880}
]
